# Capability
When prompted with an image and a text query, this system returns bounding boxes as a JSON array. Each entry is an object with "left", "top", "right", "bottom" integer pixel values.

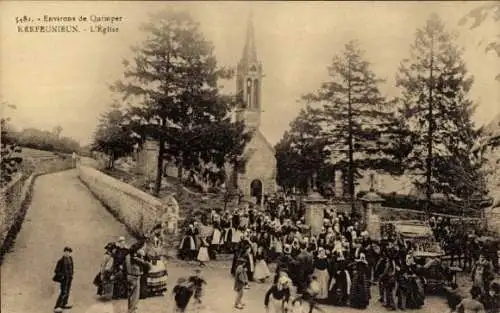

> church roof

[
  {"left": 243, "top": 129, "right": 276, "bottom": 160},
  {"left": 239, "top": 13, "right": 258, "bottom": 67},
  {"left": 256, "top": 130, "right": 275, "bottom": 154}
]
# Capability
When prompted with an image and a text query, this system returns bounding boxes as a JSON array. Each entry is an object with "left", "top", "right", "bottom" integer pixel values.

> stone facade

[
  {"left": 229, "top": 15, "right": 277, "bottom": 202},
  {"left": 136, "top": 140, "right": 159, "bottom": 180},
  {"left": 234, "top": 131, "right": 277, "bottom": 198},
  {"left": 135, "top": 15, "right": 278, "bottom": 202}
]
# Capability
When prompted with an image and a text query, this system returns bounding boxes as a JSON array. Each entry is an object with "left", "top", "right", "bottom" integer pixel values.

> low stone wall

[
  {"left": 0, "top": 174, "right": 34, "bottom": 251},
  {"left": 0, "top": 158, "right": 75, "bottom": 262},
  {"left": 77, "top": 165, "right": 180, "bottom": 249}
]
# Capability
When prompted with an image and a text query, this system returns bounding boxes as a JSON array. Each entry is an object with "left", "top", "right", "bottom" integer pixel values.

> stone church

[
  {"left": 226, "top": 15, "right": 277, "bottom": 202},
  {"left": 136, "top": 16, "right": 277, "bottom": 203}
]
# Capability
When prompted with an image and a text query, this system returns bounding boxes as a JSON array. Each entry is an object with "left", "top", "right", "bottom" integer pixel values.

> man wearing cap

[
  {"left": 113, "top": 236, "right": 129, "bottom": 299},
  {"left": 125, "top": 241, "right": 150, "bottom": 313},
  {"left": 53, "top": 247, "right": 74, "bottom": 313}
]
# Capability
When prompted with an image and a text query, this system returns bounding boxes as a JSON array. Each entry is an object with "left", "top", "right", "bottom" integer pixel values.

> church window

[
  {"left": 246, "top": 78, "right": 252, "bottom": 108},
  {"left": 253, "top": 79, "right": 259, "bottom": 109}
]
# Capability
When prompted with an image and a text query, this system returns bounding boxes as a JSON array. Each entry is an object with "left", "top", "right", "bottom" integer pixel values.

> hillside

[
  {"left": 13, "top": 147, "right": 72, "bottom": 176},
  {"left": 101, "top": 168, "right": 240, "bottom": 226}
]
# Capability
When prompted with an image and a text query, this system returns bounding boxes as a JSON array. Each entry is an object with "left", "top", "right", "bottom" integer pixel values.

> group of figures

[
  {"left": 429, "top": 215, "right": 499, "bottom": 272},
  {"left": 177, "top": 193, "right": 500, "bottom": 312},
  {"left": 89, "top": 226, "right": 168, "bottom": 313}
]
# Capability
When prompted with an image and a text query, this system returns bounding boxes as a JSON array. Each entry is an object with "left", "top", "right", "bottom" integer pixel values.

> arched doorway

[{"left": 250, "top": 179, "right": 263, "bottom": 205}]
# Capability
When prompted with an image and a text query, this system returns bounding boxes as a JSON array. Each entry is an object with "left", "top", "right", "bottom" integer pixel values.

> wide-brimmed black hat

[{"left": 63, "top": 246, "right": 72, "bottom": 252}]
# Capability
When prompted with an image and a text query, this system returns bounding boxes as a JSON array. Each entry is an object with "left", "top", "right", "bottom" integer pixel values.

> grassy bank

[{"left": 101, "top": 168, "right": 239, "bottom": 225}]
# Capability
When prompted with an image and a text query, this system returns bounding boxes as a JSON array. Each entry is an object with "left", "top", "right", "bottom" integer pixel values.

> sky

[{"left": 1, "top": 1, "right": 499, "bottom": 146}]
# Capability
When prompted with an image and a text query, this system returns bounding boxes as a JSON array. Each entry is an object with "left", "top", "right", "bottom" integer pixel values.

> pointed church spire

[{"left": 241, "top": 12, "right": 258, "bottom": 65}]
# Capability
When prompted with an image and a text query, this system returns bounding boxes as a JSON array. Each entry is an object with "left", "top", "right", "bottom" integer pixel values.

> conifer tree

[
  {"left": 303, "top": 40, "right": 397, "bottom": 211},
  {"left": 112, "top": 10, "right": 250, "bottom": 196},
  {"left": 397, "top": 13, "right": 486, "bottom": 209}
]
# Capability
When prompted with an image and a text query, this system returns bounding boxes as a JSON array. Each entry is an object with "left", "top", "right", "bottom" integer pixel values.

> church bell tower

[{"left": 236, "top": 13, "right": 262, "bottom": 130}]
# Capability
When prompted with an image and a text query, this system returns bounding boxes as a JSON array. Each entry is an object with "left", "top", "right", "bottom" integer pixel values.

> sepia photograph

[{"left": 1, "top": 1, "right": 500, "bottom": 313}]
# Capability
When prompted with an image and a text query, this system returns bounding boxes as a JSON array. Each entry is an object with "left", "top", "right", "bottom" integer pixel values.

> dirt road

[{"left": 1, "top": 170, "right": 450, "bottom": 313}]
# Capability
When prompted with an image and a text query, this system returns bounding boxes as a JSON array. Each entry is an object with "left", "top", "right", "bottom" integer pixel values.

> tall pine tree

[
  {"left": 397, "top": 13, "right": 486, "bottom": 209},
  {"left": 303, "top": 40, "right": 397, "bottom": 211},
  {"left": 112, "top": 10, "right": 249, "bottom": 196}
]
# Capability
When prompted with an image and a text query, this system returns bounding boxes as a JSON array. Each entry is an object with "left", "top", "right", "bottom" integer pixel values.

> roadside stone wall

[
  {"left": 0, "top": 174, "right": 34, "bottom": 250},
  {"left": 1, "top": 157, "right": 75, "bottom": 261},
  {"left": 77, "top": 165, "right": 180, "bottom": 247}
]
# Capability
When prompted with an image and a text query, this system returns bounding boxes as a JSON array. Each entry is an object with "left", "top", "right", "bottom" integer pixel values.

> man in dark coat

[
  {"left": 53, "top": 246, "right": 74, "bottom": 313},
  {"left": 113, "top": 236, "right": 129, "bottom": 299},
  {"left": 295, "top": 243, "right": 314, "bottom": 293}
]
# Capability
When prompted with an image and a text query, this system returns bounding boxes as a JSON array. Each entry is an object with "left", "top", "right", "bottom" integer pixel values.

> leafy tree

[
  {"left": 0, "top": 101, "right": 22, "bottom": 186},
  {"left": 15, "top": 128, "right": 80, "bottom": 154},
  {"left": 397, "top": 13, "right": 486, "bottom": 208},
  {"left": 52, "top": 125, "right": 63, "bottom": 138},
  {"left": 112, "top": 10, "right": 250, "bottom": 196},
  {"left": 303, "top": 40, "right": 398, "bottom": 211},
  {"left": 275, "top": 106, "right": 329, "bottom": 193},
  {"left": 92, "top": 102, "right": 136, "bottom": 169}
]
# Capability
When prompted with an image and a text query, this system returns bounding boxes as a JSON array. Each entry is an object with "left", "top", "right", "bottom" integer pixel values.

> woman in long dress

[
  {"left": 254, "top": 246, "right": 271, "bottom": 282},
  {"left": 330, "top": 252, "right": 351, "bottom": 306},
  {"left": 402, "top": 252, "right": 424, "bottom": 309},
  {"left": 197, "top": 237, "right": 210, "bottom": 267},
  {"left": 349, "top": 253, "right": 371, "bottom": 309},
  {"left": 312, "top": 247, "right": 330, "bottom": 301},
  {"left": 145, "top": 233, "right": 168, "bottom": 297},
  {"left": 209, "top": 221, "right": 222, "bottom": 260},
  {"left": 178, "top": 225, "right": 197, "bottom": 260}
]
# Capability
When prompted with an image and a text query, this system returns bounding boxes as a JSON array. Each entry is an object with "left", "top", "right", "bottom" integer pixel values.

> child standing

[
  {"left": 188, "top": 268, "right": 207, "bottom": 304},
  {"left": 234, "top": 258, "right": 249, "bottom": 310},
  {"left": 172, "top": 277, "right": 194, "bottom": 313}
]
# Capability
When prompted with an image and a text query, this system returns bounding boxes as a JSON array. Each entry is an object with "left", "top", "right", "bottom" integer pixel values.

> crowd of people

[
  {"left": 49, "top": 192, "right": 500, "bottom": 313},
  {"left": 177, "top": 193, "right": 500, "bottom": 312}
]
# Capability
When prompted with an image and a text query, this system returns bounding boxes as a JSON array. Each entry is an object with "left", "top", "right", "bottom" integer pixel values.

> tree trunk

[
  {"left": 154, "top": 120, "right": 166, "bottom": 197},
  {"left": 426, "top": 35, "right": 435, "bottom": 218},
  {"left": 177, "top": 165, "right": 183, "bottom": 181},
  {"left": 347, "top": 61, "right": 355, "bottom": 214},
  {"left": 110, "top": 151, "right": 115, "bottom": 169},
  {"left": 177, "top": 152, "right": 183, "bottom": 180}
]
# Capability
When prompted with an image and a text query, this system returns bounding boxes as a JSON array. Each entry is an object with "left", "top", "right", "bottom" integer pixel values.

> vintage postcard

[{"left": 1, "top": 2, "right": 499, "bottom": 313}]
